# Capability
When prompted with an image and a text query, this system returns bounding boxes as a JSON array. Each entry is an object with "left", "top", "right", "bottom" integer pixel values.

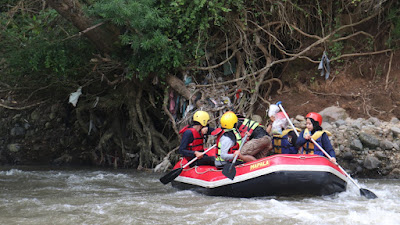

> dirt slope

[{"left": 268, "top": 52, "right": 400, "bottom": 121}]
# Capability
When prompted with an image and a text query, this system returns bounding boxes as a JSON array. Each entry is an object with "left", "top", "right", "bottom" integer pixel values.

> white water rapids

[{"left": 0, "top": 167, "right": 399, "bottom": 225}]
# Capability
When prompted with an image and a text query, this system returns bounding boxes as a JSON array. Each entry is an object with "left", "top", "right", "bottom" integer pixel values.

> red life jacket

[
  {"left": 237, "top": 118, "right": 259, "bottom": 138},
  {"left": 179, "top": 125, "right": 204, "bottom": 152},
  {"left": 214, "top": 128, "right": 241, "bottom": 162}
]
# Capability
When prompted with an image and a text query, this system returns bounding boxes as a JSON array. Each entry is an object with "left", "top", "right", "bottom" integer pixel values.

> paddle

[
  {"left": 159, "top": 144, "right": 216, "bottom": 185},
  {"left": 276, "top": 102, "right": 377, "bottom": 199},
  {"left": 222, "top": 133, "right": 249, "bottom": 180}
]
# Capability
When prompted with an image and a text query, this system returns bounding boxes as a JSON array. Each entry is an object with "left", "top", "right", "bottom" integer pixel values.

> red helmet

[{"left": 306, "top": 112, "right": 322, "bottom": 126}]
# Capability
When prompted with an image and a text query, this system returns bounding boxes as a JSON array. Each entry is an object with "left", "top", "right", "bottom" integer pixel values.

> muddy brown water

[{"left": 0, "top": 167, "right": 399, "bottom": 225}]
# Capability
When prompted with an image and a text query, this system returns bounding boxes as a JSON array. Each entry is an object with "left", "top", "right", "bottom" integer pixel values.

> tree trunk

[
  {"left": 46, "top": 0, "right": 118, "bottom": 53},
  {"left": 165, "top": 74, "right": 191, "bottom": 100}
]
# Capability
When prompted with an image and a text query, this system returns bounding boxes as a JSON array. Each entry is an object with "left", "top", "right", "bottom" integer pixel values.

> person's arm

[
  {"left": 295, "top": 130, "right": 306, "bottom": 147},
  {"left": 219, "top": 135, "right": 235, "bottom": 161},
  {"left": 266, "top": 122, "right": 272, "bottom": 134},
  {"left": 178, "top": 130, "right": 195, "bottom": 158},
  {"left": 289, "top": 131, "right": 298, "bottom": 146},
  {"left": 321, "top": 133, "right": 336, "bottom": 158}
]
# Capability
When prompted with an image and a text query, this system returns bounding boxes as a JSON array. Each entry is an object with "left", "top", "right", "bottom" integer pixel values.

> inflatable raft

[{"left": 170, "top": 154, "right": 348, "bottom": 197}]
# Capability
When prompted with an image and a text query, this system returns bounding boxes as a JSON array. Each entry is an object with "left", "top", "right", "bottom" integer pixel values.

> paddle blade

[
  {"left": 360, "top": 188, "right": 378, "bottom": 199},
  {"left": 159, "top": 168, "right": 183, "bottom": 185},
  {"left": 222, "top": 163, "right": 236, "bottom": 180}
]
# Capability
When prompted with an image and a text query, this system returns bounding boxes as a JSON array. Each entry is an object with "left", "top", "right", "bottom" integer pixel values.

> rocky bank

[
  {"left": 1, "top": 102, "right": 400, "bottom": 178},
  {"left": 293, "top": 106, "right": 400, "bottom": 178}
]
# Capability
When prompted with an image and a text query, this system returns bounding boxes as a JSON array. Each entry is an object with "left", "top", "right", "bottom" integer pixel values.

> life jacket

[
  {"left": 215, "top": 128, "right": 242, "bottom": 162},
  {"left": 272, "top": 128, "right": 300, "bottom": 154},
  {"left": 179, "top": 125, "right": 204, "bottom": 152},
  {"left": 301, "top": 128, "right": 332, "bottom": 155},
  {"left": 237, "top": 118, "right": 259, "bottom": 138}
]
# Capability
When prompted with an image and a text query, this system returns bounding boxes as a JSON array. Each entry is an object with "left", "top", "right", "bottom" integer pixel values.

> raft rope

[{"left": 177, "top": 154, "right": 327, "bottom": 175}]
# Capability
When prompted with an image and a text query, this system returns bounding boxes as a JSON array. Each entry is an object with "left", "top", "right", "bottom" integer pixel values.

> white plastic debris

[{"left": 69, "top": 87, "right": 82, "bottom": 107}]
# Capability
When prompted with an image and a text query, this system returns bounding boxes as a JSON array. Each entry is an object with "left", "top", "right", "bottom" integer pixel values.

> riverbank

[
  {"left": 1, "top": 96, "right": 399, "bottom": 178},
  {"left": 293, "top": 106, "right": 400, "bottom": 178}
]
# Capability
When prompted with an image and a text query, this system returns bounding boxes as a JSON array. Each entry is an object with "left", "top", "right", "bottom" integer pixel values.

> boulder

[
  {"left": 363, "top": 155, "right": 381, "bottom": 170},
  {"left": 7, "top": 144, "right": 20, "bottom": 152},
  {"left": 390, "top": 117, "right": 399, "bottom": 124},
  {"left": 391, "top": 127, "right": 400, "bottom": 137},
  {"left": 319, "top": 106, "right": 349, "bottom": 123},
  {"left": 342, "top": 151, "right": 354, "bottom": 160},
  {"left": 390, "top": 168, "right": 400, "bottom": 175},
  {"left": 335, "top": 119, "right": 347, "bottom": 127},
  {"left": 380, "top": 140, "right": 394, "bottom": 150},
  {"left": 358, "top": 132, "right": 380, "bottom": 149},
  {"left": 350, "top": 139, "right": 363, "bottom": 151},
  {"left": 295, "top": 115, "right": 305, "bottom": 122},
  {"left": 53, "top": 154, "right": 72, "bottom": 165},
  {"left": 30, "top": 110, "right": 41, "bottom": 121},
  {"left": 154, "top": 155, "right": 172, "bottom": 172},
  {"left": 321, "top": 122, "right": 333, "bottom": 130},
  {"left": 368, "top": 117, "right": 381, "bottom": 126},
  {"left": 10, "top": 124, "right": 25, "bottom": 137}
]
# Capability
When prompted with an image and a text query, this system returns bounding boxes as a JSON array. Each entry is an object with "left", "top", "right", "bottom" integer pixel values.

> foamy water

[{"left": 0, "top": 168, "right": 399, "bottom": 225}]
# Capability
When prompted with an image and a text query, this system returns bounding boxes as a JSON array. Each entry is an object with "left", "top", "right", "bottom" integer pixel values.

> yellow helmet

[
  {"left": 220, "top": 111, "right": 238, "bottom": 129},
  {"left": 193, "top": 111, "right": 210, "bottom": 126}
]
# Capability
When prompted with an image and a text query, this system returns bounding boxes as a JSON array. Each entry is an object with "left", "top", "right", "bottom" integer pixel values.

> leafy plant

[
  {"left": 386, "top": 6, "right": 400, "bottom": 47},
  {"left": 89, "top": 0, "right": 245, "bottom": 78},
  {"left": 329, "top": 41, "right": 344, "bottom": 60},
  {"left": 0, "top": 6, "right": 93, "bottom": 83}
]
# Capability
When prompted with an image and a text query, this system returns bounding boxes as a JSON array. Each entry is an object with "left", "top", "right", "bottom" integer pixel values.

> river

[{"left": 0, "top": 167, "right": 399, "bottom": 225}]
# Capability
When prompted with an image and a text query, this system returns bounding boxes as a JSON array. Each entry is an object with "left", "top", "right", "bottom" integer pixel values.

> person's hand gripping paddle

[
  {"left": 222, "top": 133, "right": 248, "bottom": 180},
  {"left": 160, "top": 145, "right": 216, "bottom": 185},
  {"left": 276, "top": 101, "right": 377, "bottom": 199}
]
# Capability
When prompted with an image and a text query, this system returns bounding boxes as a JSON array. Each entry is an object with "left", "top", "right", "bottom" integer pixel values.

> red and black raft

[{"left": 170, "top": 152, "right": 348, "bottom": 198}]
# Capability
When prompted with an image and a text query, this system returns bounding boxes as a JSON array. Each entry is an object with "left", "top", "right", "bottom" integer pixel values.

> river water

[{"left": 0, "top": 167, "right": 399, "bottom": 225}]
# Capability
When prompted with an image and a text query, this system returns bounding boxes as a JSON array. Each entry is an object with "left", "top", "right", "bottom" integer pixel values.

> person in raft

[
  {"left": 266, "top": 104, "right": 280, "bottom": 134},
  {"left": 267, "top": 109, "right": 300, "bottom": 154},
  {"left": 235, "top": 114, "right": 273, "bottom": 159},
  {"left": 178, "top": 110, "right": 215, "bottom": 166},
  {"left": 295, "top": 112, "right": 337, "bottom": 164},
  {"left": 213, "top": 111, "right": 256, "bottom": 169}
]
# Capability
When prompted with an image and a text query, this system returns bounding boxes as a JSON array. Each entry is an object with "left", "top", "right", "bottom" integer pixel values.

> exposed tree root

[{"left": 20, "top": 0, "right": 397, "bottom": 169}]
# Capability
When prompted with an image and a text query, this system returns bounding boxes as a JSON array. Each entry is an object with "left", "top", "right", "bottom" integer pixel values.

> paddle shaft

[
  {"left": 310, "top": 138, "right": 362, "bottom": 189},
  {"left": 229, "top": 133, "right": 248, "bottom": 170},
  {"left": 277, "top": 103, "right": 299, "bottom": 137},
  {"left": 181, "top": 144, "right": 216, "bottom": 169},
  {"left": 277, "top": 103, "right": 362, "bottom": 189}
]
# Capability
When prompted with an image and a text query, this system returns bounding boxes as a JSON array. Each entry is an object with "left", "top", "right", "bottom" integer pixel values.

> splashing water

[{"left": 0, "top": 167, "right": 399, "bottom": 225}]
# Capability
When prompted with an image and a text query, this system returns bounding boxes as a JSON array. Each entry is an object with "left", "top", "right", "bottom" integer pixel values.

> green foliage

[
  {"left": 329, "top": 40, "right": 344, "bottom": 60},
  {"left": 310, "top": 76, "right": 315, "bottom": 84},
  {"left": 386, "top": 6, "right": 400, "bottom": 47},
  {"left": 374, "top": 64, "right": 383, "bottom": 79},
  {"left": 2, "top": 0, "right": 399, "bottom": 86},
  {"left": 90, "top": 0, "right": 181, "bottom": 78},
  {"left": 0, "top": 6, "right": 93, "bottom": 83},
  {"left": 293, "top": 72, "right": 299, "bottom": 81},
  {"left": 90, "top": 0, "right": 244, "bottom": 78}
]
